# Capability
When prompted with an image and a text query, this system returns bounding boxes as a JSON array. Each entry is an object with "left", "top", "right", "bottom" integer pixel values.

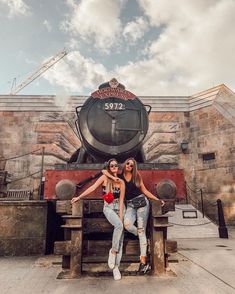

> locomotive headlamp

[{"left": 181, "top": 140, "right": 189, "bottom": 152}]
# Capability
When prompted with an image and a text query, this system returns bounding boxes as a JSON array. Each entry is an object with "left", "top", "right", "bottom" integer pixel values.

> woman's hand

[
  {"left": 158, "top": 199, "right": 165, "bottom": 207},
  {"left": 155, "top": 197, "right": 165, "bottom": 206},
  {"left": 102, "top": 170, "right": 119, "bottom": 182},
  {"left": 71, "top": 196, "right": 80, "bottom": 204}
]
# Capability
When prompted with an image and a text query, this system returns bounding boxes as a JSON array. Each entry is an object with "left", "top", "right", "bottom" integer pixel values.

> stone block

[
  {"left": 0, "top": 238, "right": 46, "bottom": 256},
  {"left": 148, "top": 122, "right": 179, "bottom": 134},
  {"left": 35, "top": 122, "right": 81, "bottom": 148},
  {"left": 151, "top": 155, "right": 179, "bottom": 164},
  {"left": 0, "top": 201, "right": 48, "bottom": 256},
  {"left": 33, "top": 144, "right": 71, "bottom": 161},
  {"left": 149, "top": 112, "right": 180, "bottom": 122},
  {"left": 146, "top": 143, "right": 179, "bottom": 161},
  {"left": 143, "top": 133, "right": 176, "bottom": 153}
]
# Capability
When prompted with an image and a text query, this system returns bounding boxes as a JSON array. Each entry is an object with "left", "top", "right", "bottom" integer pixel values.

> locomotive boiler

[{"left": 70, "top": 79, "right": 151, "bottom": 163}]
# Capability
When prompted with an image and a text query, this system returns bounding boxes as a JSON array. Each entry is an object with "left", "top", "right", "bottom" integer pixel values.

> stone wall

[
  {"left": 0, "top": 86, "right": 234, "bottom": 224},
  {"left": 140, "top": 106, "right": 235, "bottom": 225},
  {"left": 0, "top": 111, "right": 80, "bottom": 198},
  {"left": 0, "top": 200, "right": 48, "bottom": 255},
  {"left": 179, "top": 106, "right": 235, "bottom": 224},
  {"left": 143, "top": 112, "right": 185, "bottom": 165}
]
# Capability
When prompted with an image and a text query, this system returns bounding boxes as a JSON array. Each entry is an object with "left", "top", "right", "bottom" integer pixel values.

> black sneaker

[{"left": 138, "top": 263, "right": 150, "bottom": 274}]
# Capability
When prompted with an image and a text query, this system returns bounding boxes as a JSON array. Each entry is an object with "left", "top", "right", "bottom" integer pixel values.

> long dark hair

[
  {"left": 105, "top": 158, "right": 118, "bottom": 193},
  {"left": 122, "top": 157, "right": 141, "bottom": 187}
]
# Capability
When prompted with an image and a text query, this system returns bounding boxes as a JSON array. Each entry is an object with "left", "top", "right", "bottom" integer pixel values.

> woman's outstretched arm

[
  {"left": 71, "top": 175, "right": 106, "bottom": 203},
  {"left": 139, "top": 176, "right": 165, "bottom": 206}
]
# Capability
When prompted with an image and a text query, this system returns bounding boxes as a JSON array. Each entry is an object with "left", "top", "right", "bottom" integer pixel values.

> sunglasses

[
  {"left": 110, "top": 164, "right": 118, "bottom": 168},
  {"left": 126, "top": 162, "right": 134, "bottom": 167}
]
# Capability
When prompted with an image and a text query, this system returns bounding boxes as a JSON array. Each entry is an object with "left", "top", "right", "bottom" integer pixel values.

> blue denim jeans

[
  {"left": 103, "top": 199, "right": 125, "bottom": 266},
  {"left": 124, "top": 195, "right": 149, "bottom": 257}
]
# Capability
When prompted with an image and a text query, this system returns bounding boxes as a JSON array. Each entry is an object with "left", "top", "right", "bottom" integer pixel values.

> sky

[{"left": 0, "top": 0, "right": 235, "bottom": 96}]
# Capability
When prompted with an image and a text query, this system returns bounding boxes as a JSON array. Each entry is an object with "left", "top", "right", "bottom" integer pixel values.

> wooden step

[
  {"left": 55, "top": 239, "right": 142, "bottom": 256},
  {"left": 153, "top": 219, "right": 173, "bottom": 227},
  {"left": 83, "top": 218, "right": 112, "bottom": 233},
  {"left": 62, "top": 217, "right": 82, "bottom": 226},
  {"left": 83, "top": 239, "right": 139, "bottom": 255},
  {"left": 83, "top": 254, "right": 140, "bottom": 263},
  {"left": 61, "top": 224, "right": 82, "bottom": 229},
  {"left": 83, "top": 200, "right": 103, "bottom": 214}
]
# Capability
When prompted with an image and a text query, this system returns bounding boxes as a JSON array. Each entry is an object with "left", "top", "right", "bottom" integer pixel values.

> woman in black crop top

[
  {"left": 122, "top": 158, "right": 164, "bottom": 273},
  {"left": 105, "top": 158, "right": 164, "bottom": 274},
  {"left": 71, "top": 159, "right": 125, "bottom": 280}
]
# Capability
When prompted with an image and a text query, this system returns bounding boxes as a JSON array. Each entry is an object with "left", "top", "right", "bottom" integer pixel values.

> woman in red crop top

[{"left": 71, "top": 158, "right": 125, "bottom": 280}]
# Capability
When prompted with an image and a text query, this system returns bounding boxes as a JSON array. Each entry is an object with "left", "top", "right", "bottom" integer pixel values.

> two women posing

[{"left": 71, "top": 158, "right": 164, "bottom": 280}]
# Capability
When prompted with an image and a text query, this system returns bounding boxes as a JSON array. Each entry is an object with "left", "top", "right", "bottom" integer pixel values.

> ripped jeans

[
  {"left": 103, "top": 199, "right": 125, "bottom": 266},
  {"left": 124, "top": 195, "right": 149, "bottom": 257}
]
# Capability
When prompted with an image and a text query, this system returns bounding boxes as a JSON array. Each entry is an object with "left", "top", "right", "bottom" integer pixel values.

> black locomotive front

[{"left": 73, "top": 79, "right": 151, "bottom": 163}]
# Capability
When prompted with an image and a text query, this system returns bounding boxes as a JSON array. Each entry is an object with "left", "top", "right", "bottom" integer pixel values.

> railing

[
  {"left": 0, "top": 147, "right": 45, "bottom": 199},
  {"left": 185, "top": 181, "right": 228, "bottom": 238},
  {"left": 185, "top": 181, "right": 219, "bottom": 219},
  {"left": 5, "top": 189, "right": 32, "bottom": 200},
  {"left": 185, "top": 182, "right": 204, "bottom": 216}
]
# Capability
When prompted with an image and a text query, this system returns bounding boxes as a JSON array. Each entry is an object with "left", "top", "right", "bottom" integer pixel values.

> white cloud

[
  {"left": 137, "top": 0, "right": 218, "bottom": 26},
  {"left": 0, "top": 0, "right": 30, "bottom": 17},
  {"left": 123, "top": 17, "right": 149, "bottom": 44},
  {"left": 113, "top": 0, "right": 235, "bottom": 95},
  {"left": 43, "top": 20, "right": 52, "bottom": 32},
  {"left": 42, "top": 0, "right": 235, "bottom": 96},
  {"left": 43, "top": 51, "right": 109, "bottom": 93},
  {"left": 61, "top": 0, "right": 125, "bottom": 53}
]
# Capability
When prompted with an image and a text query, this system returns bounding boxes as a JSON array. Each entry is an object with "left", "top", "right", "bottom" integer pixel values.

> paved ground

[
  {"left": 168, "top": 204, "right": 219, "bottom": 239},
  {"left": 0, "top": 227, "right": 235, "bottom": 294}
]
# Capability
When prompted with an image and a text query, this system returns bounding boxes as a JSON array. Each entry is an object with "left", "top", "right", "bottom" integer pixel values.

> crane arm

[{"left": 10, "top": 49, "right": 68, "bottom": 95}]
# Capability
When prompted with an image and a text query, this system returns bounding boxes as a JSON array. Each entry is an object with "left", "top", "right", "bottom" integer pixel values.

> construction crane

[{"left": 10, "top": 49, "right": 68, "bottom": 95}]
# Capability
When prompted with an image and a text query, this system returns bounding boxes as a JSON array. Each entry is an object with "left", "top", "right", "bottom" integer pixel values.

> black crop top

[
  {"left": 102, "top": 186, "right": 120, "bottom": 199},
  {"left": 119, "top": 174, "right": 142, "bottom": 200}
]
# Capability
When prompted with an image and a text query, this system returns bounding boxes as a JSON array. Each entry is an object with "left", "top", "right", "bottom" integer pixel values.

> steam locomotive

[
  {"left": 44, "top": 79, "right": 185, "bottom": 275},
  {"left": 45, "top": 79, "right": 185, "bottom": 205},
  {"left": 69, "top": 79, "right": 151, "bottom": 163}
]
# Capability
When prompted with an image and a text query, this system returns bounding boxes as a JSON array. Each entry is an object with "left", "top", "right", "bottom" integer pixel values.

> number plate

[{"left": 104, "top": 102, "right": 125, "bottom": 111}]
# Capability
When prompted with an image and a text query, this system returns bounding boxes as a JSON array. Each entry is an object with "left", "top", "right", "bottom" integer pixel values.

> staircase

[{"left": 54, "top": 199, "right": 174, "bottom": 278}]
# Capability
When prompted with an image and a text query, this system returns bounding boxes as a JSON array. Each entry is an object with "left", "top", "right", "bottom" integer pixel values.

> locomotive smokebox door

[{"left": 73, "top": 79, "right": 151, "bottom": 163}]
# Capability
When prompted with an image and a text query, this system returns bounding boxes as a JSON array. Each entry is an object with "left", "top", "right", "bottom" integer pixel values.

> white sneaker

[
  {"left": 113, "top": 266, "right": 121, "bottom": 280},
  {"left": 108, "top": 249, "right": 116, "bottom": 269}
]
